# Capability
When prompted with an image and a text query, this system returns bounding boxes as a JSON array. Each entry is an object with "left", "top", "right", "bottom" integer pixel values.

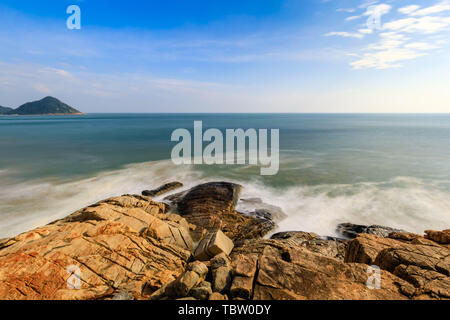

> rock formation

[{"left": 0, "top": 182, "right": 448, "bottom": 300}]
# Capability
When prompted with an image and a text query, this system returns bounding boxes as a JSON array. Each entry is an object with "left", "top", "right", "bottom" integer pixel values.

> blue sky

[{"left": 0, "top": 0, "right": 449, "bottom": 112}]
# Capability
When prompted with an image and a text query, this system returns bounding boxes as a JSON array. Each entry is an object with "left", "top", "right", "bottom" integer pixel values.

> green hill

[
  {"left": 6, "top": 97, "right": 83, "bottom": 115},
  {"left": 0, "top": 106, "right": 13, "bottom": 114}
]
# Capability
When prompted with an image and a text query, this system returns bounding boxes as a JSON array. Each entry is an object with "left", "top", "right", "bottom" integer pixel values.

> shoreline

[{"left": 0, "top": 181, "right": 448, "bottom": 300}]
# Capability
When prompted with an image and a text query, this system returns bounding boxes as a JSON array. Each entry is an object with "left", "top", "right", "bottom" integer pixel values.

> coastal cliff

[{"left": 0, "top": 182, "right": 448, "bottom": 300}]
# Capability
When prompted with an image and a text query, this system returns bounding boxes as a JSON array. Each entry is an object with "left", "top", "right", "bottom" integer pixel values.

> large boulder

[
  {"left": 177, "top": 182, "right": 242, "bottom": 215},
  {"left": 165, "top": 182, "right": 276, "bottom": 241},
  {"left": 194, "top": 230, "right": 234, "bottom": 261},
  {"left": 0, "top": 195, "right": 192, "bottom": 300}
]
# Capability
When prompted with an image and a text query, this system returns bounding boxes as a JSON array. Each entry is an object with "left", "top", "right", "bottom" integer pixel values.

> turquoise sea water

[{"left": 1, "top": 113, "right": 450, "bottom": 238}]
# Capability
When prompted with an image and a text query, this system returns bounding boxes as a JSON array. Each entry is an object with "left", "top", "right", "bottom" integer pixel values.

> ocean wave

[{"left": 0, "top": 160, "right": 449, "bottom": 239}]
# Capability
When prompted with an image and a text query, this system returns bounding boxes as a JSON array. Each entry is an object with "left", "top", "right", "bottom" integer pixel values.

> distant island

[{"left": 0, "top": 96, "right": 84, "bottom": 115}]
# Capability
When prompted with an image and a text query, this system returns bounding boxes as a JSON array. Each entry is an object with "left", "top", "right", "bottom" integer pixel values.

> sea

[{"left": 1, "top": 113, "right": 449, "bottom": 239}]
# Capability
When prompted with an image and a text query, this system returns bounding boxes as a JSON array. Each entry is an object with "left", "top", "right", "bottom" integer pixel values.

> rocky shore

[{"left": 0, "top": 181, "right": 448, "bottom": 300}]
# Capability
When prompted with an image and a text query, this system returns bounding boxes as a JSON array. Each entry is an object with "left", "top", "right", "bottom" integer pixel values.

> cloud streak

[{"left": 326, "top": 0, "right": 450, "bottom": 69}]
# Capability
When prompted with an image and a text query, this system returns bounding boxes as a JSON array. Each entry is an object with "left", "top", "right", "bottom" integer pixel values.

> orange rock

[{"left": 0, "top": 195, "right": 191, "bottom": 300}]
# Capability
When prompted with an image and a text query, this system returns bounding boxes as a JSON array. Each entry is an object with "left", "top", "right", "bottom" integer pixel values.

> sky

[{"left": 0, "top": 0, "right": 449, "bottom": 113}]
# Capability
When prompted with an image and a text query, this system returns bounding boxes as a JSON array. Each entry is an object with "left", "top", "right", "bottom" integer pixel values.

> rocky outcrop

[
  {"left": 0, "top": 195, "right": 192, "bottom": 300},
  {"left": 230, "top": 237, "right": 414, "bottom": 300},
  {"left": 0, "top": 181, "right": 448, "bottom": 301},
  {"left": 164, "top": 182, "right": 275, "bottom": 242},
  {"left": 346, "top": 231, "right": 450, "bottom": 299}
]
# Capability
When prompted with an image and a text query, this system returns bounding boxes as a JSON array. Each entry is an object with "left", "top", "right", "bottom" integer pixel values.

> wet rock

[
  {"left": 165, "top": 182, "right": 275, "bottom": 241},
  {"left": 194, "top": 230, "right": 234, "bottom": 261},
  {"left": 177, "top": 182, "right": 242, "bottom": 216},
  {"left": 237, "top": 198, "right": 287, "bottom": 222},
  {"left": 142, "top": 182, "right": 183, "bottom": 198},
  {"left": 337, "top": 222, "right": 405, "bottom": 239}
]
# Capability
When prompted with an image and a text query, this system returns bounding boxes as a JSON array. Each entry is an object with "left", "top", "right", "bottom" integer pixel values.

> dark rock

[
  {"left": 142, "top": 181, "right": 183, "bottom": 198},
  {"left": 164, "top": 182, "right": 276, "bottom": 241},
  {"left": 237, "top": 198, "right": 287, "bottom": 222},
  {"left": 177, "top": 182, "right": 242, "bottom": 216},
  {"left": 336, "top": 222, "right": 406, "bottom": 239}
]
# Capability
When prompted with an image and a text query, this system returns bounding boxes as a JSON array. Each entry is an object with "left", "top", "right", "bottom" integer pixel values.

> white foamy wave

[
  {"left": 0, "top": 161, "right": 449, "bottom": 239},
  {"left": 0, "top": 160, "right": 203, "bottom": 238},
  {"left": 237, "top": 177, "right": 450, "bottom": 237}
]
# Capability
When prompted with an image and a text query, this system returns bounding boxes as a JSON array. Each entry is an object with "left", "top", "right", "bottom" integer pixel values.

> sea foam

[{"left": 0, "top": 160, "right": 449, "bottom": 239}]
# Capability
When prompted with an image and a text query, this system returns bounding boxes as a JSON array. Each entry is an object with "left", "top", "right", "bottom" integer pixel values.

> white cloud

[
  {"left": 410, "top": 0, "right": 450, "bottom": 16},
  {"left": 404, "top": 42, "right": 438, "bottom": 50},
  {"left": 350, "top": 47, "right": 425, "bottom": 69},
  {"left": 359, "top": 28, "right": 374, "bottom": 34},
  {"left": 384, "top": 16, "right": 450, "bottom": 34},
  {"left": 325, "top": 0, "right": 450, "bottom": 69},
  {"left": 398, "top": 5, "right": 421, "bottom": 15},
  {"left": 346, "top": 15, "right": 362, "bottom": 21},
  {"left": 324, "top": 31, "right": 364, "bottom": 39},
  {"left": 337, "top": 8, "right": 356, "bottom": 13},
  {"left": 363, "top": 3, "right": 392, "bottom": 17}
]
